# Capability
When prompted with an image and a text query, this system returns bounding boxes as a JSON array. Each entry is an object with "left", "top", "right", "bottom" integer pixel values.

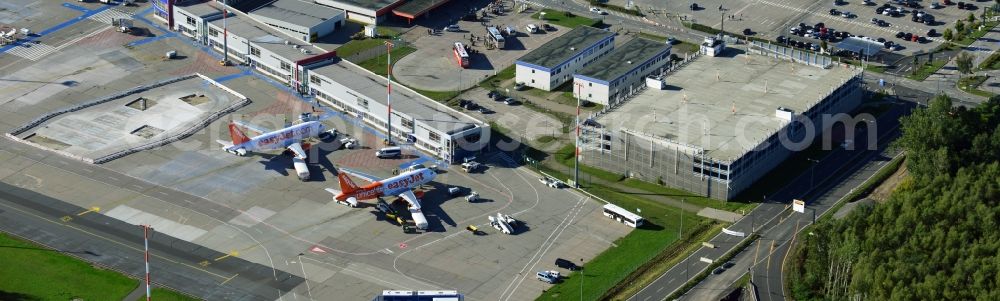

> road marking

[
  {"left": 107, "top": 176, "right": 118, "bottom": 181},
  {"left": 131, "top": 184, "right": 143, "bottom": 190},
  {"left": 215, "top": 250, "right": 239, "bottom": 261},
  {"left": 156, "top": 191, "right": 168, "bottom": 196},
  {"left": 657, "top": 286, "right": 664, "bottom": 292},
  {"left": 0, "top": 201, "right": 229, "bottom": 279},
  {"left": 77, "top": 206, "right": 100, "bottom": 216},
  {"left": 61, "top": 216, "right": 73, "bottom": 222},
  {"left": 220, "top": 273, "right": 239, "bottom": 285}
]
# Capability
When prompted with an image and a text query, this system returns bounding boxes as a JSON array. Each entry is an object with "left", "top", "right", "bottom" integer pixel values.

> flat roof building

[
  {"left": 580, "top": 51, "right": 863, "bottom": 200},
  {"left": 171, "top": 0, "right": 226, "bottom": 44},
  {"left": 515, "top": 26, "right": 615, "bottom": 91},
  {"left": 249, "top": 0, "right": 346, "bottom": 43},
  {"left": 307, "top": 59, "right": 488, "bottom": 162},
  {"left": 573, "top": 37, "right": 672, "bottom": 105},
  {"left": 205, "top": 12, "right": 337, "bottom": 90},
  {"left": 314, "top": 0, "right": 405, "bottom": 24},
  {"left": 392, "top": 0, "right": 452, "bottom": 22}
]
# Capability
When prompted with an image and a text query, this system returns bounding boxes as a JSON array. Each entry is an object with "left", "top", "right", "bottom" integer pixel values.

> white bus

[
  {"left": 487, "top": 27, "right": 505, "bottom": 49},
  {"left": 453, "top": 42, "right": 469, "bottom": 68},
  {"left": 603, "top": 203, "right": 644, "bottom": 228}
]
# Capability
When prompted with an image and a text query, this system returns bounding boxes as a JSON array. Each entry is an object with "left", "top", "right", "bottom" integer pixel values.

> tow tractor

[
  {"left": 465, "top": 191, "right": 480, "bottom": 202},
  {"left": 375, "top": 199, "right": 405, "bottom": 226},
  {"left": 461, "top": 161, "right": 482, "bottom": 173}
]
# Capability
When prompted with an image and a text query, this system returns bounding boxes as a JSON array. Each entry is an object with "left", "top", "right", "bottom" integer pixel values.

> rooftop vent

[
  {"left": 627, "top": 60, "right": 633, "bottom": 64},
  {"left": 284, "top": 40, "right": 290, "bottom": 45},
  {"left": 570, "top": 47, "right": 576, "bottom": 51}
]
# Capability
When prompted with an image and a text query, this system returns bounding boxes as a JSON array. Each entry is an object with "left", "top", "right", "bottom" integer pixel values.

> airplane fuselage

[
  {"left": 228, "top": 121, "right": 324, "bottom": 153},
  {"left": 336, "top": 168, "right": 436, "bottom": 202}
]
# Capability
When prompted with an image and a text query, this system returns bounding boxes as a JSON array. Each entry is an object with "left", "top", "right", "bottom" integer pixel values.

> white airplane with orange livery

[
  {"left": 326, "top": 167, "right": 437, "bottom": 229},
  {"left": 217, "top": 120, "right": 326, "bottom": 181}
]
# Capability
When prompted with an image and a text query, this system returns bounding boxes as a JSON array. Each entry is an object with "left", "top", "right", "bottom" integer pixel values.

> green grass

[
  {"left": 952, "top": 21, "right": 999, "bottom": 46},
  {"left": 479, "top": 64, "right": 516, "bottom": 90},
  {"left": 355, "top": 46, "right": 416, "bottom": 76},
  {"left": 979, "top": 50, "right": 1000, "bottom": 70},
  {"left": 533, "top": 166, "right": 709, "bottom": 301},
  {"left": 957, "top": 75, "right": 997, "bottom": 98},
  {"left": 133, "top": 288, "right": 200, "bottom": 301},
  {"left": 535, "top": 135, "right": 558, "bottom": 144},
  {"left": 532, "top": 9, "right": 601, "bottom": 29},
  {"left": 0, "top": 232, "right": 138, "bottom": 300},
  {"left": 336, "top": 39, "right": 391, "bottom": 59},
  {"left": 906, "top": 59, "right": 948, "bottom": 81}
]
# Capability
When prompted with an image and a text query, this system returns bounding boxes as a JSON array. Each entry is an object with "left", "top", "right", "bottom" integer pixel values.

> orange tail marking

[
  {"left": 228, "top": 123, "right": 251, "bottom": 145},
  {"left": 338, "top": 172, "right": 360, "bottom": 193}
]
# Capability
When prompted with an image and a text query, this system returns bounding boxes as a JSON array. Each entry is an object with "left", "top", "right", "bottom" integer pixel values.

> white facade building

[
  {"left": 572, "top": 37, "right": 672, "bottom": 105},
  {"left": 249, "top": 0, "right": 345, "bottom": 43},
  {"left": 514, "top": 26, "right": 615, "bottom": 91},
  {"left": 307, "top": 60, "right": 489, "bottom": 162},
  {"left": 314, "top": 0, "right": 404, "bottom": 24}
]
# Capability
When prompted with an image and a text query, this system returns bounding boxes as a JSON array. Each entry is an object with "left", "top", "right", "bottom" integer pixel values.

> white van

[
  {"left": 375, "top": 146, "right": 401, "bottom": 159},
  {"left": 526, "top": 24, "right": 539, "bottom": 33}
]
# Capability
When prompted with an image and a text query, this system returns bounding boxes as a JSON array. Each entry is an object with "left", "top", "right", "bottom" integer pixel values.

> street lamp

[
  {"left": 579, "top": 258, "right": 585, "bottom": 301},
  {"left": 806, "top": 158, "right": 820, "bottom": 191}
]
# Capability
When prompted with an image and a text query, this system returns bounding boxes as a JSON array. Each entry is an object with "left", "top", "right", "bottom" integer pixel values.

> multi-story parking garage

[{"left": 580, "top": 46, "right": 864, "bottom": 200}]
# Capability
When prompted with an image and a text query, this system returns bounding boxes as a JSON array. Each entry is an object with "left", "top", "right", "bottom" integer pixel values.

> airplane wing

[
  {"left": 286, "top": 142, "right": 307, "bottom": 160},
  {"left": 232, "top": 120, "right": 270, "bottom": 136},
  {"left": 336, "top": 167, "right": 380, "bottom": 183},
  {"left": 397, "top": 190, "right": 422, "bottom": 210}
]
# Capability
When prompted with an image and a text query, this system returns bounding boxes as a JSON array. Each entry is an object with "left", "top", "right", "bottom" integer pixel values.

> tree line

[{"left": 788, "top": 95, "right": 1000, "bottom": 300}]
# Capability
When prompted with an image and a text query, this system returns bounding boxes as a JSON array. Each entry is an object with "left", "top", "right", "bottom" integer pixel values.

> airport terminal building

[
  {"left": 579, "top": 49, "right": 864, "bottom": 200},
  {"left": 572, "top": 37, "right": 672, "bottom": 105},
  {"left": 515, "top": 26, "right": 615, "bottom": 91},
  {"left": 308, "top": 60, "right": 489, "bottom": 163}
]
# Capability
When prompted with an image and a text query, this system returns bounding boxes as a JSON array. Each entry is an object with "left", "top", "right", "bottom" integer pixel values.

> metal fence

[
  {"left": 343, "top": 38, "right": 411, "bottom": 64},
  {"left": 749, "top": 40, "right": 834, "bottom": 68}
]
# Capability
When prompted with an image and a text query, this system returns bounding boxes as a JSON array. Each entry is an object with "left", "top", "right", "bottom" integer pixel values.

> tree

[
  {"left": 943, "top": 28, "right": 954, "bottom": 41},
  {"left": 956, "top": 52, "right": 975, "bottom": 75},
  {"left": 967, "top": 13, "right": 976, "bottom": 23},
  {"left": 820, "top": 40, "right": 828, "bottom": 52},
  {"left": 956, "top": 20, "right": 966, "bottom": 34}
]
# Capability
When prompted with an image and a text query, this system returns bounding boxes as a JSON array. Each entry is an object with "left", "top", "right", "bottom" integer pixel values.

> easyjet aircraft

[
  {"left": 216, "top": 120, "right": 325, "bottom": 181},
  {"left": 326, "top": 167, "right": 436, "bottom": 229}
]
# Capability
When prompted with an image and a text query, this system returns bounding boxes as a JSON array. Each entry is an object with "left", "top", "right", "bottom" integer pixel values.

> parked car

[
  {"left": 514, "top": 82, "right": 526, "bottom": 90},
  {"left": 927, "top": 29, "right": 937, "bottom": 36},
  {"left": 555, "top": 258, "right": 580, "bottom": 270},
  {"left": 589, "top": 7, "right": 607, "bottom": 15},
  {"left": 536, "top": 271, "right": 560, "bottom": 283},
  {"left": 444, "top": 24, "right": 460, "bottom": 32},
  {"left": 742, "top": 28, "right": 753, "bottom": 35},
  {"left": 503, "top": 97, "right": 519, "bottom": 105}
]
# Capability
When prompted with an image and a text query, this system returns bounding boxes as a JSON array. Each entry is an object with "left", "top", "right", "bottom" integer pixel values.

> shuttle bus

[
  {"left": 487, "top": 27, "right": 505, "bottom": 49},
  {"left": 453, "top": 42, "right": 469, "bottom": 68},
  {"left": 602, "top": 203, "right": 644, "bottom": 228}
]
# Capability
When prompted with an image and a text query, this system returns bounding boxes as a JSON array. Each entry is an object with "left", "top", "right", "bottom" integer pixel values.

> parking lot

[
  {"left": 0, "top": 3, "right": 630, "bottom": 300},
  {"left": 628, "top": 0, "right": 989, "bottom": 55},
  {"left": 394, "top": 4, "right": 571, "bottom": 92}
]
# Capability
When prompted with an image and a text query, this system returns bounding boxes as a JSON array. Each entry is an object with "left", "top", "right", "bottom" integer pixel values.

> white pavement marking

[
  {"left": 4, "top": 26, "right": 109, "bottom": 61},
  {"left": 89, "top": 9, "right": 135, "bottom": 25}
]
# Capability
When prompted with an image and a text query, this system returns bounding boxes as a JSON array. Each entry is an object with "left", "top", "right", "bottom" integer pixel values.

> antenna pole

[
  {"left": 143, "top": 225, "right": 151, "bottom": 301},
  {"left": 386, "top": 41, "right": 394, "bottom": 146},
  {"left": 221, "top": 0, "right": 229, "bottom": 65}
]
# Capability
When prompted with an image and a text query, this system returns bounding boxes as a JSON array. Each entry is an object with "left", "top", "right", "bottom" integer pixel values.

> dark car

[
  {"left": 830, "top": 8, "right": 840, "bottom": 15},
  {"left": 690, "top": 3, "right": 699, "bottom": 10},
  {"left": 896, "top": 31, "right": 906, "bottom": 38},
  {"left": 876, "top": 37, "right": 886, "bottom": 43},
  {"left": 884, "top": 41, "right": 894, "bottom": 49},
  {"left": 957, "top": 2, "right": 965, "bottom": 9},
  {"left": 743, "top": 28, "right": 753, "bottom": 35},
  {"left": 878, "top": 20, "right": 889, "bottom": 27},
  {"left": 777, "top": 35, "right": 787, "bottom": 43},
  {"left": 927, "top": 29, "right": 937, "bottom": 36},
  {"left": 918, "top": 36, "right": 928, "bottom": 43},
  {"left": 904, "top": 32, "right": 913, "bottom": 40},
  {"left": 815, "top": 22, "right": 825, "bottom": 29},
  {"left": 555, "top": 258, "right": 580, "bottom": 271},
  {"left": 796, "top": 41, "right": 806, "bottom": 48}
]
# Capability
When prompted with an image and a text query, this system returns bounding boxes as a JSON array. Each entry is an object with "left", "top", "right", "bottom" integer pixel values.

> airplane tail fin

[
  {"left": 228, "top": 122, "right": 252, "bottom": 145},
  {"left": 337, "top": 172, "right": 360, "bottom": 193}
]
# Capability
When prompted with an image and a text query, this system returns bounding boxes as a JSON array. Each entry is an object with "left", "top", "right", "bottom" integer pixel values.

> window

[
  {"left": 428, "top": 131, "right": 441, "bottom": 142},
  {"left": 309, "top": 75, "right": 321, "bottom": 85},
  {"left": 356, "top": 97, "right": 368, "bottom": 109},
  {"left": 186, "top": 16, "right": 196, "bottom": 26},
  {"left": 401, "top": 118, "right": 413, "bottom": 129},
  {"left": 280, "top": 61, "right": 291, "bottom": 71},
  {"left": 209, "top": 28, "right": 219, "bottom": 37},
  {"left": 250, "top": 46, "right": 260, "bottom": 57},
  {"left": 588, "top": 82, "right": 592, "bottom": 87},
  {"left": 531, "top": 69, "right": 535, "bottom": 73}
]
